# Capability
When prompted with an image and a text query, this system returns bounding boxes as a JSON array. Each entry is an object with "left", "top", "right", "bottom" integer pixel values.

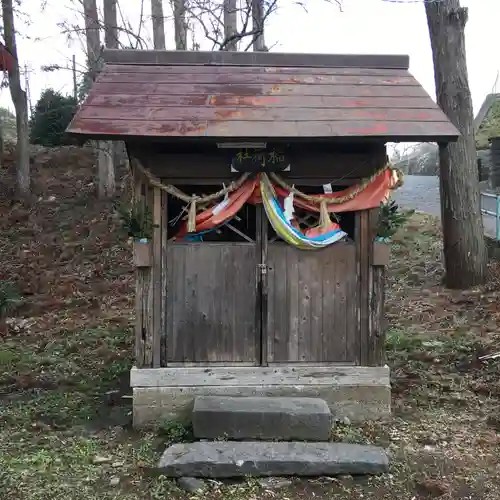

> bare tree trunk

[
  {"left": 72, "top": 54, "right": 78, "bottom": 102},
  {"left": 86, "top": 0, "right": 116, "bottom": 199},
  {"left": 151, "top": 0, "right": 166, "bottom": 49},
  {"left": 0, "top": 123, "right": 3, "bottom": 151},
  {"left": 104, "top": 0, "right": 119, "bottom": 49},
  {"left": 83, "top": 0, "right": 101, "bottom": 81},
  {"left": 425, "top": 0, "right": 487, "bottom": 288},
  {"left": 251, "top": 0, "right": 266, "bottom": 51},
  {"left": 173, "top": 0, "right": 187, "bottom": 50},
  {"left": 98, "top": 141, "right": 116, "bottom": 196},
  {"left": 2, "top": 0, "right": 29, "bottom": 197},
  {"left": 223, "top": 0, "right": 238, "bottom": 50},
  {"left": 0, "top": 113, "right": 4, "bottom": 169},
  {"left": 103, "top": 0, "right": 120, "bottom": 165}
]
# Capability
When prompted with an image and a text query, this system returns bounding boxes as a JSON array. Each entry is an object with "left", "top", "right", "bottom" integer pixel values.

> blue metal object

[
  {"left": 480, "top": 191, "right": 500, "bottom": 240},
  {"left": 183, "top": 233, "right": 205, "bottom": 242},
  {"left": 182, "top": 224, "right": 225, "bottom": 242},
  {"left": 497, "top": 196, "right": 500, "bottom": 241}
]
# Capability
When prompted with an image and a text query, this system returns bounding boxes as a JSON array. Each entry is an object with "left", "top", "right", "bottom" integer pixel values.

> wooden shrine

[{"left": 67, "top": 49, "right": 459, "bottom": 427}]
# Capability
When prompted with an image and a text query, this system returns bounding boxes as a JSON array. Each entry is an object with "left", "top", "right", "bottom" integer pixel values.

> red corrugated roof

[{"left": 67, "top": 49, "right": 460, "bottom": 143}]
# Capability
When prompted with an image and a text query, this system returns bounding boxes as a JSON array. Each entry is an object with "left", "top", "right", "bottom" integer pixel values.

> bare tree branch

[
  {"left": 185, "top": 0, "right": 279, "bottom": 51},
  {"left": 57, "top": 0, "right": 149, "bottom": 52}
]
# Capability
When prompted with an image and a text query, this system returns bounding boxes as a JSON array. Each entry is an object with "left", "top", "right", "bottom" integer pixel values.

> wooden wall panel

[
  {"left": 166, "top": 243, "right": 258, "bottom": 364},
  {"left": 266, "top": 243, "right": 357, "bottom": 363}
]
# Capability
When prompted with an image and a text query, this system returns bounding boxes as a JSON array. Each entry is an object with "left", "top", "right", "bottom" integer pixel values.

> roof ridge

[{"left": 102, "top": 49, "right": 410, "bottom": 70}]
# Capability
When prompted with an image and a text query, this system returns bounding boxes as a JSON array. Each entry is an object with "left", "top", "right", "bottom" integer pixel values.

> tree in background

[
  {"left": 150, "top": 0, "right": 188, "bottom": 51},
  {"left": 82, "top": 0, "right": 116, "bottom": 200},
  {"left": 149, "top": 0, "right": 271, "bottom": 51},
  {"left": 29, "top": 89, "right": 77, "bottom": 147},
  {"left": 99, "top": 0, "right": 121, "bottom": 196},
  {"left": 425, "top": 0, "right": 487, "bottom": 288},
  {"left": 173, "top": 0, "right": 188, "bottom": 50},
  {"left": 151, "top": 0, "right": 166, "bottom": 49},
  {"left": 1, "top": 0, "right": 30, "bottom": 197},
  {"left": 188, "top": 0, "right": 277, "bottom": 51},
  {"left": 223, "top": 0, "right": 238, "bottom": 50},
  {"left": 251, "top": 0, "right": 267, "bottom": 51}
]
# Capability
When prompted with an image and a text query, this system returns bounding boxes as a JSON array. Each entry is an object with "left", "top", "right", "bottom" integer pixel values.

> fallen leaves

[
  {"left": 415, "top": 478, "right": 451, "bottom": 498},
  {"left": 0, "top": 146, "right": 133, "bottom": 338}
]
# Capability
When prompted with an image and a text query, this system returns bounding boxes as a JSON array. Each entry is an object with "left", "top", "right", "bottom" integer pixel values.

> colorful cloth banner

[{"left": 174, "top": 166, "right": 402, "bottom": 249}]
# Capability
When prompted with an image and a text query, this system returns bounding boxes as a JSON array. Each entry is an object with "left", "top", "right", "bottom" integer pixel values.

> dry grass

[{"left": 1, "top": 154, "right": 500, "bottom": 499}]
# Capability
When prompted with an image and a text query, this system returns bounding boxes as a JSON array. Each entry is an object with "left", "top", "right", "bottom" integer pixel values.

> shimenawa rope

[
  {"left": 133, "top": 159, "right": 403, "bottom": 233},
  {"left": 133, "top": 159, "right": 250, "bottom": 232}
]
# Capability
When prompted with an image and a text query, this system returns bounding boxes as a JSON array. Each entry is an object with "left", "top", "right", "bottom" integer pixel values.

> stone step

[
  {"left": 158, "top": 441, "right": 389, "bottom": 478},
  {"left": 192, "top": 396, "right": 332, "bottom": 441}
]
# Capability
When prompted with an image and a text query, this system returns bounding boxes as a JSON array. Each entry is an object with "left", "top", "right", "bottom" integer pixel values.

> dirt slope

[{"left": 0, "top": 145, "right": 133, "bottom": 335}]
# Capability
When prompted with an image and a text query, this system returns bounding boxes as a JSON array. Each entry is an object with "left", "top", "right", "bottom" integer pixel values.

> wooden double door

[{"left": 165, "top": 226, "right": 357, "bottom": 366}]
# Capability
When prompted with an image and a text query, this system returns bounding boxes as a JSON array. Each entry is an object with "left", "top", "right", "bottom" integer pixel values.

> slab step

[
  {"left": 192, "top": 396, "right": 332, "bottom": 441},
  {"left": 158, "top": 441, "right": 389, "bottom": 478}
]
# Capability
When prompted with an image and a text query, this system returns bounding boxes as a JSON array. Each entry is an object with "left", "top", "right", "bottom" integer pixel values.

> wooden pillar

[
  {"left": 152, "top": 186, "right": 162, "bottom": 367},
  {"left": 160, "top": 190, "right": 168, "bottom": 366},
  {"left": 150, "top": 186, "right": 169, "bottom": 367},
  {"left": 143, "top": 185, "right": 154, "bottom": 366},
  {"left": 134, "top": 170, "right": 147, "bottom": 367},
  {"left": 369, "top": 265, "right": 386, "bottom": 366},
  {"left": 367, "top": 207, "right": 385, "bottom": 366},
  {"left": 132, "top": 164, "right": 168, "bottom": 369},
  {"left": 356, "top": 206, "right": 387, "bottom": 366},
  {"left": 355, "top": 210, "right": 370, "bottom": 365}
]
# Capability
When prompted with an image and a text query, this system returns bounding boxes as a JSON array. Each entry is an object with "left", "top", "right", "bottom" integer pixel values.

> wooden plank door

[
  {"left": 166, "top": 242, "right": 259, "bottom": 364},
  {"left": 266, "top": 242, "right": 358, "bottom": 363}
]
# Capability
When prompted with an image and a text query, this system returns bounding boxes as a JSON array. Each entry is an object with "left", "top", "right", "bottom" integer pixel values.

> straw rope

[
  {"left": 270, "top": 163, "right": 401, "bottom": 206},
  {"left": 133, "top": 159, "right": 250, "bottom": 232},
  {"left": 270, "top": 163, "right": 402, "bottom": 230},
  {"left": 132, "top": 158, "right": 404, "bottom": 233}
]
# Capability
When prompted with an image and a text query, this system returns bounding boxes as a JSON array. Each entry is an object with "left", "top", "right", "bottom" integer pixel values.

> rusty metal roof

[{"left": 67, "top": 49, "right": 460, "bottom": 142}]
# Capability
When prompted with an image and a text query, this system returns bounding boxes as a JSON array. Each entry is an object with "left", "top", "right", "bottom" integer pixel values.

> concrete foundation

[{"left": 130, "top": 365, "right": 391, "bottom": 428}]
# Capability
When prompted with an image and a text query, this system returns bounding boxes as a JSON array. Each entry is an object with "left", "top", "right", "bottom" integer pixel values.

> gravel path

[{"left": 392, "top": 175, "right": 498, "bottom": 239}]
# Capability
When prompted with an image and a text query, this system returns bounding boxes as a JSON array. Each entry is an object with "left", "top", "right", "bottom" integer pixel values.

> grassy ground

[{"left": 1, "top": 151, "right": 500, "bottom": 499}]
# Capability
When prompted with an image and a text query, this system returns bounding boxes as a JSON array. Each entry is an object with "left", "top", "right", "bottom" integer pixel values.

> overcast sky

[{"left": 2, "top": 0, "right": 499, "bottom": 117}]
